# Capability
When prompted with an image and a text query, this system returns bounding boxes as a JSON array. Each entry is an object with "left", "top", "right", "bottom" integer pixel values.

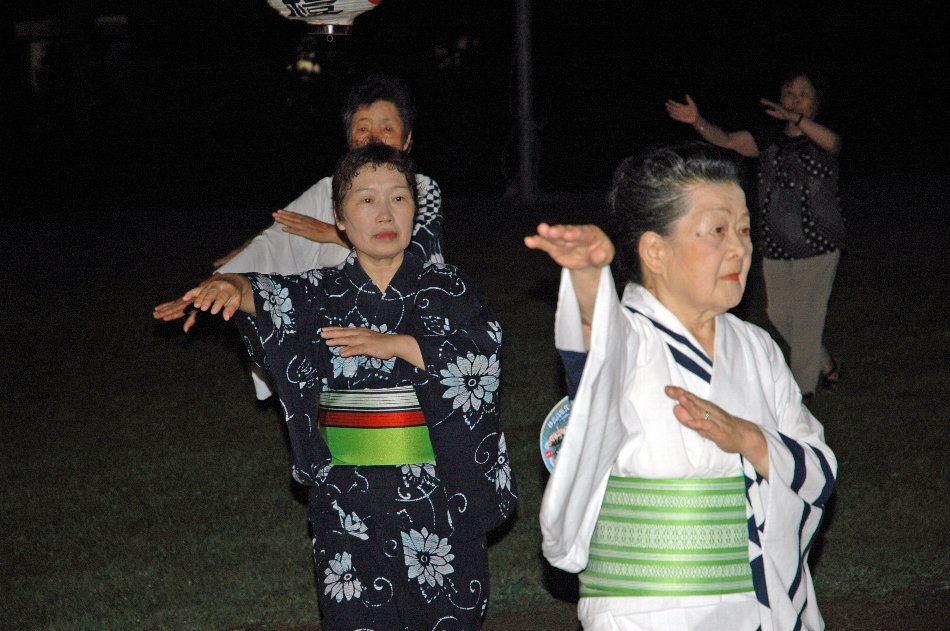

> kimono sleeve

[
  {"left": 540, "top": 267, "right": 632, "bottom": 572},
  {"left": 410, "top": 175, "right": 446, "bottom": 265},
  {"left": 407, "top": 264, "right": 515, "bottom": 541},
  {"left": 232, "top": 271, "right": 332, "bottom": 485},
  {"left": 741, "top": 331, "right": 838, "bottom": 629}
]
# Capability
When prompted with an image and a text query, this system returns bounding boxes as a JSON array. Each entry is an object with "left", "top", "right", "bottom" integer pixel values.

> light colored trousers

[{"left": 761, "top": 250, "right": 840, "bottom": 395}]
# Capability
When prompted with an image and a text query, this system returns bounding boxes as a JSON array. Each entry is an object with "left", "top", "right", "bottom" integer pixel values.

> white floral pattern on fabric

[
  {"left": 402, "top": 527, "right": 455, "bottom": 587},
  {"left": 491, "top": 434, "right": 513, "bottom": 493},
  {"left": 256, "top": 277, "right": 295, "bottom": 334},
  {"left": 440, "top": 352, "right": 500, "bottom": 412},
  {"left": 332, "top": 500, "right": 369, "bottom": 540},
  {"left": 304, "top": 268, "right": 323, "bottom": 285},
  {"left": 323, "top": 552, "right": 363, "bottom": 602}
]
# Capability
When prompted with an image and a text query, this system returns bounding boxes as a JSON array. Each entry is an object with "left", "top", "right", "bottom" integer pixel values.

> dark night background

[{"left": 4, "top": 0, "right": 948, "bottom": 217}]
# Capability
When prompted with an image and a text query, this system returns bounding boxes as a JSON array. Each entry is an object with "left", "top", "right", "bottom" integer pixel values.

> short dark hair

[
  {"left": 779, "top": 66, "right": 828, "bottom": 112},
  {"left": 608, "top": 141, "right": 741, "bottom": 284},
  {"left": 340, "top": 73, "right": 416, "bottom": 142},
  {"left": 331, "top": 142, "right": 417, "bottom": 222}
]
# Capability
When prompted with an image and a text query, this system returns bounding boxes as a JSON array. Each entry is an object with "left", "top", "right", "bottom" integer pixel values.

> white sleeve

[
  {"left": 540, "top": 267, "right": 633, "bottom": 572},
  {"left": 217, "top": 177, "right": 349, "bottom": 275}
]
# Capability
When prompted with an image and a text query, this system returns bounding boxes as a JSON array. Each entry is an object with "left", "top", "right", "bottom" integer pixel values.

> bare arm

[
  {"left": 272, "top": 210, "right": 350, "bottom": 248},
  {"left": 760, "top": 98, "right": 842, "bottom": 156},
  {"left": 665, "top": 94, "right": 759, "bottom": 158},
  {"left": 525, "top": 223, "right": 615, "bottom": 349}
]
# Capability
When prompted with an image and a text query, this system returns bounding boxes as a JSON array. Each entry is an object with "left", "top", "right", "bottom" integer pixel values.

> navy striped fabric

[{"left": 625, "top": 307, "right": 713, "bottom": 383}]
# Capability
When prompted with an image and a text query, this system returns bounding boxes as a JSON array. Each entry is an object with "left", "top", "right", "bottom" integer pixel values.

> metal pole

[{"left": 516, "top": 0, "right": 538, "bottom": 206}]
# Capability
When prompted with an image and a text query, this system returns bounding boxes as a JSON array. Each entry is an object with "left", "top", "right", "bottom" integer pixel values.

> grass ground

[{"left": 2, "top": 173, "right": 948, "bottom": 630}]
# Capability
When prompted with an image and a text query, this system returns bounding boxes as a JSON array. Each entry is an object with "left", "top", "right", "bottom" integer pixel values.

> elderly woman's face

[
  {"left": 348, "top": 100, "right": 411, "bottom": 151},
  {"left": 655, "top": 182, "right": 752, "bottom": 316},
  {"left": 336, "top": 164, "right": 415, "bottom": 264}
]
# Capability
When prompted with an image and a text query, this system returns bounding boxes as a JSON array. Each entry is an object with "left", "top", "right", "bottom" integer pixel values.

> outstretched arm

[
  {"left": 272, "top": 209, "right": 350, "bottom": 247},
  {"left": 153, "top": 273, "right": 255, "bottom": 332},
  {"left": 525, "top": 223, "right": 615, "bottom": 348},
  {"left": 760, "top": 98, "right": 842, "bottom": 156},
  {"left": 665, "top": 94, "right": 759, "bottom": 158}
]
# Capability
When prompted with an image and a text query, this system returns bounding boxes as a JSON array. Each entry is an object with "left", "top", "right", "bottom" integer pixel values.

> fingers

[
  {"left": 182, "top": 309, "right": 199, "bottom": 333},
  {"left": 664, "top": 385, "right": 715, "bottom": 425}
]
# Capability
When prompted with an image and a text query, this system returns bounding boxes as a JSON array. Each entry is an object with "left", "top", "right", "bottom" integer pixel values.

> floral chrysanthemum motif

[
  {"left": 491, "top": 434, "right": 513, "bottom": 493},
  {"left": 439, "top": 352, "right": 499, "bottom": 412},
  {"left": 256, "top": 277, "right": 294, "bottom": 332},
  {"left": 323, "top": 552, "right": 363, "bottom": 602},
  {"left": 402, "top": 527, "right": 455, "bottom": 587}
]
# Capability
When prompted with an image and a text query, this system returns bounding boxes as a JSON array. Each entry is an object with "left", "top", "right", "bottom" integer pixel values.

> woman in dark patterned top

[
  {"left": 665, "top": 68, "right": 844, "bottom": 399},
  {"left": 154, "top": 143, "right": 516, "bottom": 631}
]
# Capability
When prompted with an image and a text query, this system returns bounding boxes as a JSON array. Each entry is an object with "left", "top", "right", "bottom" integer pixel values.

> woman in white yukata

[{"left": 525, "top": 142, "right": 836, "bottom": 631}]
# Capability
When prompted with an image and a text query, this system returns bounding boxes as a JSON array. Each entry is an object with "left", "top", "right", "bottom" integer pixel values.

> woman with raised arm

[
  {"left": 526, "top": 142, "right": 836, "bottom": 630},
  {"left": 155, "top": 143, "right": 515, "bottom": 631},
  {"left": 665, "top": 68, "right": 844, "bottom": 399}
]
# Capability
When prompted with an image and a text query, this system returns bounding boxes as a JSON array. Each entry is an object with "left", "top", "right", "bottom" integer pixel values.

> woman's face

[
  {"left": 653, "top": 181, "right": 752, "bottom": 318},
  {"left": 336, "top": 164, "right": 415, "bottom": 264},
  {"left": 348, "top": 100, "right": 412, "bottom": 151},
  {"left": 780, "top": 75, "right": 819, "bottom": 119}
]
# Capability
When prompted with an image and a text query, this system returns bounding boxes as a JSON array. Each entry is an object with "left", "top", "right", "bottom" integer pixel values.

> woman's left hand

[
  {"left": 321, "top": 327, "right": 425, "bottom": 370},
  {"left": 664, "top": 385, "right": 770, "bottom": 478},
  {"left": 322, "top": 326, "right": 395, "bottom": 359},
  {"left": 759, "top": 98, "right": 797, "bottom": 123}
]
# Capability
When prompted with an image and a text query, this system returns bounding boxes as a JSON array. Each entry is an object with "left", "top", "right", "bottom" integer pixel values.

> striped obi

[
  {"left": 580, "top": 476, "right": 753, "bottom": 598},
  {"left": 318, "top": 386, "right": 435, "bottom": 466}
]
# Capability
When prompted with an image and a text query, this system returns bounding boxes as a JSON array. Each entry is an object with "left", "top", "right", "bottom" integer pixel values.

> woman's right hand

[
  {"left": 664, "top": 94, "right": 699, "bottom": 125},
  {"left": 153, "top": 274, "right": 251, "bottom": 332},
  {"left": 273, "top": 210, "right": 347, "bottom": 246},
  {"left": 524, "top": 223, "right": 615, "bottom": 270}
]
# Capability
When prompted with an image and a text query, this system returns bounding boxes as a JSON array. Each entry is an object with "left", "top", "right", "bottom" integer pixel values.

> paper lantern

[{"left": 266, "top": 0, "right": 382, "bottom": 36}]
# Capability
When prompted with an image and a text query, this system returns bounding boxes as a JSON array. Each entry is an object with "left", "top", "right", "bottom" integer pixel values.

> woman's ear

[{"left": 638, "top": 231, "right": 667, "bottom": 275}]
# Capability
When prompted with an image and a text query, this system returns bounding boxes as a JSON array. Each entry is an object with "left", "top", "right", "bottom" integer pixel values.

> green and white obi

[{"left": 580, "top": 476, "right": 753, "bottom": 598}]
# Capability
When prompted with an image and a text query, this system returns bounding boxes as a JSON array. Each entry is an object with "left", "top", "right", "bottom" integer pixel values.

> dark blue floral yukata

[{"left": 234, "top": 251, "right": 517, "bottom": 631}]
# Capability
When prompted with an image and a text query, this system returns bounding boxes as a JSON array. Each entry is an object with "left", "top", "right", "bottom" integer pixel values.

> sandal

[{"left": 819, "top": 357, "right": 841, "bottom": 391}]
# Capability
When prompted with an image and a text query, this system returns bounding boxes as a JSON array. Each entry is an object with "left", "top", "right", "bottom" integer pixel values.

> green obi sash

[
  {"left": 318, "top": 387, "right": 436, "bottom": 466},
  {"left": 580, "top": 476, "right": 753, "bottom": 598}
]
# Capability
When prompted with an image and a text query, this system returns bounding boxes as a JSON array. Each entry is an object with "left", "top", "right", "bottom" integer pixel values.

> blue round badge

[{"left": 539, "top": 396, "right": 571, "bottom": 473}]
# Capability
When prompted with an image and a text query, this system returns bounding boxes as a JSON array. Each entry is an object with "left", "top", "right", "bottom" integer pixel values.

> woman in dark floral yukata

[{"left": 154, "top": 142, "right": 516, "bottom": 631}]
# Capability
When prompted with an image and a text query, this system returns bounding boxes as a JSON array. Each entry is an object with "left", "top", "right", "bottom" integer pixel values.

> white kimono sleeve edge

[{"left": 540, "top": 267, "right": 626, "bottom": 573}]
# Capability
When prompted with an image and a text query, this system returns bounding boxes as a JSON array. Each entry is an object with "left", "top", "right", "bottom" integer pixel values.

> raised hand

[
  {"left": 273, "top": 210, "right": 348, "bottom": 246},
  {"left": 524, "top": 223, "right": 615, "bottom": 270},
  {"left": 664, "top": 94, "right": 700, "bottom": 125},
  {"left": 760, "top": 98, "right": 797, "bottom": 123}
]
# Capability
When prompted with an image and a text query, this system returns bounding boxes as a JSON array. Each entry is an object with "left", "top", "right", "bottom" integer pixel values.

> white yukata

[
  {"left": 218, "top": 174, "right": 445, "bottom": 399},
  {"left": 540, "top": 268, "right": 837, "bottom": 631}
]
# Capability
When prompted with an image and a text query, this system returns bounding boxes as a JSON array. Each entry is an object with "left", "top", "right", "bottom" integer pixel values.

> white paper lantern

[{"left": 266, "top": 0, "right": 381, "bottom": 35}]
